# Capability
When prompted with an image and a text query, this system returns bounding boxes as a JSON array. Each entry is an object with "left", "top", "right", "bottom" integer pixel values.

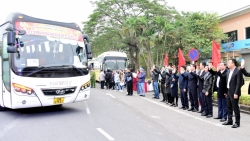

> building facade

[{"left": 220, "top": 5, "right": 250, "bottom": 70}]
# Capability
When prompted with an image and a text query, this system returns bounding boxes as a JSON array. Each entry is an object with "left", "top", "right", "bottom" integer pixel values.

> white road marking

[
  {"left": 151, "top": 116, "right": 161, "bottom": 119},
  {"left": 84, "top": 101, "right": 90, "bottom": 114},
  {"left": 143, "top": 98, "right": 224, "bottom": 127},
  {"left": 97, "top": 128, "right": 115, "bottom": 140},
  {"left": 86, "top": 108, "right": 90, "bottom": 114},
  {"left": 106, "top": 93, "right": 115, "bottom": 98}
]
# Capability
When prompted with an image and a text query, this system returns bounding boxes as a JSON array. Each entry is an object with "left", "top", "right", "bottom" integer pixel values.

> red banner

[
  {"left": 212, "top": 40, "right": 221, "bottom": 68},
  {"left": 15, "top": 22, "right": 83, "bottom": 41},
  {"left": 178, "top": 48, "right": 186, "bottom": 72}
]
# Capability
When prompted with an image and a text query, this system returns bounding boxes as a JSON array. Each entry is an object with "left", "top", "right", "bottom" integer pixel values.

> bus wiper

[
  {"left": 25, "top": 65, "right": 84, "bottom": 77},
  {"left": 25, "top": 66, "right": 56, "bottom": 76},
  {"left": 61, "top": 65, "right": 83, "bottom": 75}
]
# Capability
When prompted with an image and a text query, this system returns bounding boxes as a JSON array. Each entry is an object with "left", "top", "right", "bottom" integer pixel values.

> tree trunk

[
  {"left": 127, "top": 43, "right": 140, "bottom": 72},
  {"left": 146, "top": 45, "right": 153, "bottom": 68},
  {"left": 161, "top": 47, "right": 165, "bottom": 67},
  {"left": 141, "top": 52, "right": 150, "bottom": 77},
  {"left": 156, "top": 47, "right": 159, "bottom": 67}
]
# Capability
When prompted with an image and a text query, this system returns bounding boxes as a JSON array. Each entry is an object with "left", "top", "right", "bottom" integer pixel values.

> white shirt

[
  {"left": 200, "top": 70, "right": 204, "bottom": 76},
  {"left": 227, "top": 68, "right": 235, "bottom": 88},
  {"left": 216, "top": 70, "right": 225, "bottom": 88}
]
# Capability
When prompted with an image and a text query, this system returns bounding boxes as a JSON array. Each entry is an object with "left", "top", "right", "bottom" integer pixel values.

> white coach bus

[{"left": 0, "top": 12, "right": 93, "bottom": 110}]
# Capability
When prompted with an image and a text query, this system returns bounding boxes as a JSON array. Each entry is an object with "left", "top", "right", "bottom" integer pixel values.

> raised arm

[
  {"left": 208, "top": 68, "right": 216, "bottom": 75},
  {"left": 240, "top": 68, "right": 250, "bottom": 77}
]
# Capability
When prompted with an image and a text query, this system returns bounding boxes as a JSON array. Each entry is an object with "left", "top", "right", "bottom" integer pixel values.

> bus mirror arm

[
  {"left": 87, "top": 54, "right": 92, "bottom": 59},
  {"left": 85, "top": 44, "right": 91, "bottom": 54},
  {"left": 7, "top": 46, "right": 17, "bottom": 53}
]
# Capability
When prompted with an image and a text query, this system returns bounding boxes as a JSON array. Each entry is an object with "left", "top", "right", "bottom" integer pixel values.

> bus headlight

[
  {"left": 13, "top": 83, "right": 35, "bottom": 95},
  {"left": 81, "top": 81, "right": 90, "bottom": 90}
]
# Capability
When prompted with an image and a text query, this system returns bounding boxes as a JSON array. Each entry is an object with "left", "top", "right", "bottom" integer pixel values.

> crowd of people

[{"left": 90, "top": 58, "right": 250, "bottom": 129}]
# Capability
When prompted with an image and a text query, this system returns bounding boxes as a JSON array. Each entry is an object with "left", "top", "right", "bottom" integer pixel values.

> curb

[{"left": 212, "top": 100, "right": 250, "bottom": 115}]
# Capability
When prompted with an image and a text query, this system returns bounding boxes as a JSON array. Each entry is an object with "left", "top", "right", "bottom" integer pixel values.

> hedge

[{"left": 213, "top": 93, "right": 250, "bottom": 106}]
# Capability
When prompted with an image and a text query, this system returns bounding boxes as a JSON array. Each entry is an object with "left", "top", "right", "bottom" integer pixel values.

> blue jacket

[
  {"left": 138, "top": 72, "right": 146, "bottom": 83},
  {"left": 179, "top": 72, "right": 188, "bottom": 89}
]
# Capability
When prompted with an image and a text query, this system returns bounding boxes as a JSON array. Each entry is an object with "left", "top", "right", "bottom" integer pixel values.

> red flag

[
  {"left": 212, "top": 40, "right": 221, "bottom": 68},
  {"left": 178, "top": 48, "right": 186, "bottom": 72},
  {"left": 164, "top": 53, "right": 169, "bottom": 66}
]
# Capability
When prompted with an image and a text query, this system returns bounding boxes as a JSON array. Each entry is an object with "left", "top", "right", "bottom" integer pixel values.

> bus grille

[{"left": 41, "top": 87, "right": 77, "bottom": 96}]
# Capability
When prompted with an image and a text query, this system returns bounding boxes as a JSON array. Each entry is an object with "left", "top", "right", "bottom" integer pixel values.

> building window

[
  {"left": 246, "top": 27, "right": 250, "bottom": 39},
  {"left": 221, "top": 30, "right": 238, "bottom": 43}
]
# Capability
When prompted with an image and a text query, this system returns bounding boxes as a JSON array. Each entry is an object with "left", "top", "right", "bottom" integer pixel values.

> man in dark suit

[
  {"left": 179, "top": 66, "right": 189, "bottom": 110},
  {"left": 196, "top": 62, "right": 206, "bottom": 114},
  {"left": 209, "top": 62, "right": 228, "bottom": 122},
  {"left": 187, "top": 64, "right": 198, "bottom": 112},
  {"left": 222, "top": 59, "right": 243, "bottom": 128}
]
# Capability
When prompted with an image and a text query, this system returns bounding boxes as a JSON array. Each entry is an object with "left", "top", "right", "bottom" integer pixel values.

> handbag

[{"left": 120, "top": 82, "right": 124, "bottom": 86}]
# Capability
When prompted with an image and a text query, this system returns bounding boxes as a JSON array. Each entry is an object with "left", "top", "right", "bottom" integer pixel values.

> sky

[{"left": 0, "top": 0, "right": 250, "bottom": 30}]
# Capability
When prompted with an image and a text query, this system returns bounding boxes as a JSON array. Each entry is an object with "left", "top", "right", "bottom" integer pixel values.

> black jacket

[
  {"left": 151, "top": 69, "right": 160, "bottom": 82},
  {"left": 226, "top": 68, "right": 243, "bottom": 96},
  {"left": 202, "top": 72, "right": 213, "bottom": 94},
  {"left": 209, "top": 69, "right": 228, "bottom": 98}
]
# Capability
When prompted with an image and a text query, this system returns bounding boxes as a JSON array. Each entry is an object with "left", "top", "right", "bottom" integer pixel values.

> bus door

[{"left": 2, "top": 34, "right": 11, "bottom": 108}]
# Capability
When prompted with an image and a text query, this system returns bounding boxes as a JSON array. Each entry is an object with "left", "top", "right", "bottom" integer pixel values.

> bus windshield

[
  {"left": 104, "top": 57, "right": 126, "bottom": 70},
  {"left": 8, "top": 35, "right": 88, "bottom": 77}
]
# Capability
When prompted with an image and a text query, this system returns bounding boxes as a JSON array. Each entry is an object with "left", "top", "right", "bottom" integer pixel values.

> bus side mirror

[
  {"left": 7, "top": 31, "right": 15, "bottom": 46},
  {"left": 87, "top": 53, "right": 92, "bottom": 59},
  {"left": 7, "top": 46, "right": 17, "bottom": 53},
  {"left": 83, "top": 34, "right": 90, "bottom": 43},
  {"left": 85, "top": 44, "right": 91, "bottom": 54}
]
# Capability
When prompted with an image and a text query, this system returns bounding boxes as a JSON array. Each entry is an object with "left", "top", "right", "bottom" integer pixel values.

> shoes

[
  {"left": 232, "top": 123, "right": 240, "bottom": 128},
  {"left": 220, "top": 119, "right": 227, "bottom": 122},
  {"left": 222, "top": 121, "right": 233, "bottom": 125},
  {"left": 214, "top": 117, "right": 222, "bottom": 119},
  {"left": 197, "top": 111, "right": 203, "bottom": 113},
  {"left": 192, "top": 109, "right": 198, "bottom": 112},
  {"left": 206, "top": 115, "right": 213, "bottom": 118},
  {"left": 201, "top": 113, "right": 208, "bottom": 116}
]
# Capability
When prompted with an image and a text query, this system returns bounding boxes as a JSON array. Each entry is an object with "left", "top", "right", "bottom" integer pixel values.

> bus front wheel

[{"left": 0, "top": 105, "right": 6, "bottom": 111}]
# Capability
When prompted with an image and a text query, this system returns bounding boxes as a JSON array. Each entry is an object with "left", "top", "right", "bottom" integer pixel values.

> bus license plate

[{"left": 53, "top": 97, "right": 64, "bottom": 104}]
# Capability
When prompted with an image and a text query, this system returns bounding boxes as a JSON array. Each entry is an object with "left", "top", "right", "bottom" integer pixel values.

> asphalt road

[{"left": 1, "top": 84, "right": 250, "bottom": 141}]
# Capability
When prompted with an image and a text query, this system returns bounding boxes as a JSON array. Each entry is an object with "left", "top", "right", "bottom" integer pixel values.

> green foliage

[
  {"left": 82, "top": 0, "right": 227, "bottom": 75},
  {"left": 182, "top": 12, "right": 228, "bottom": 58},
  {"left": 213, "top": 92, "right": 250, "bottom": 106}
]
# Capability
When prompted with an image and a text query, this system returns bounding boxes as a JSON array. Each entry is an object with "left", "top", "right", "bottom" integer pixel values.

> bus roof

[
  {"left": 97, "top": 51, "right": 127, "bottom": 58},
  {"left": 3, "top": 12, "right": 81, "bottom": 31}
]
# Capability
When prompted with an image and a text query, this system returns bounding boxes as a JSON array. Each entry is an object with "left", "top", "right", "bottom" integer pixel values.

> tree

[
  {"left": 182, "top": 12, "right": 227, "bottom": 60},
  {"left": 83, "top": 0, "right": 177, "bottom": 71}
]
